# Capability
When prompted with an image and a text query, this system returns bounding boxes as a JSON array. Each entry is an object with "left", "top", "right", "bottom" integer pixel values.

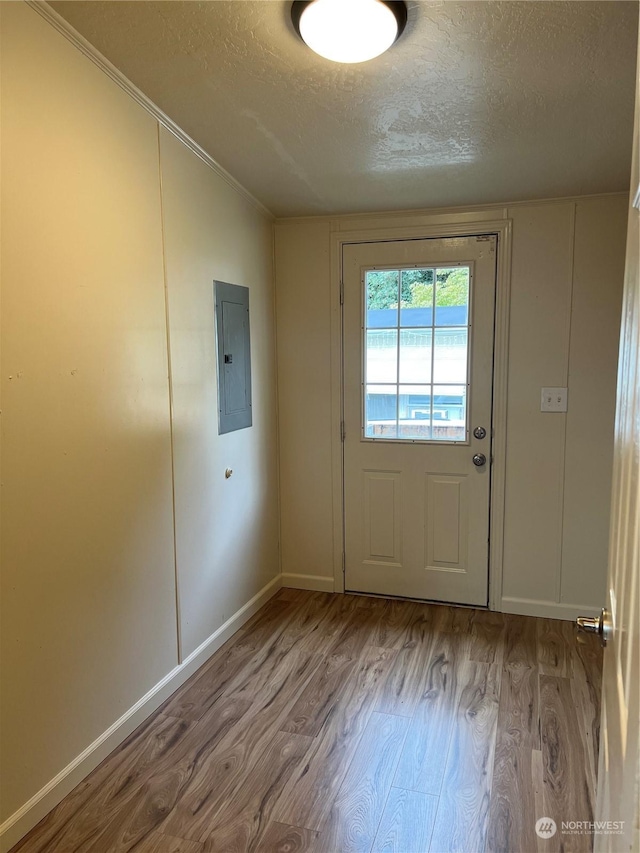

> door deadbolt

[
  {"left": 473, "top": 426, "right": 487, "bottom": 439},
  {"left": 472, "top": 453, "right": 486, "bottom": 467}
]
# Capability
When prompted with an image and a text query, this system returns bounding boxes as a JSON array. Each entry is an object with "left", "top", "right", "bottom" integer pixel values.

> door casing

[{"left": 329, "top": 219, "right": 513, "bottom": 609}]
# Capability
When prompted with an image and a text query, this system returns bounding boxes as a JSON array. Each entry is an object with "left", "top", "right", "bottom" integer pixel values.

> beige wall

[
  {"left": 0, "top": 0, "right": 628, "bottom": 844},
  {"left": 275, "top": 220, "right": 334, "bottom": 588},
  {"left": 0, "top": 1, "right": 278, "bottom": 838},
  {"left": 159, "top": 128, "right": 279, "bottom": 659},
  {"left": 560, "top": 198, "right": 629, "bottom": 607},
  {"left": 275, "top": 195, "right": 627, "bottom": 616}
]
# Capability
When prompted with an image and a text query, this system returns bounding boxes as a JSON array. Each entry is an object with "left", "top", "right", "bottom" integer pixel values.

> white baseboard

[
  {"left": 0, "top": 574, "right": 282, "bottom": 853},
  {"left": 500, "top": 596, "right": 600, "bottom": 622},
  {"left": 281, "top": 573, "right": 335, "bottom": 592}
]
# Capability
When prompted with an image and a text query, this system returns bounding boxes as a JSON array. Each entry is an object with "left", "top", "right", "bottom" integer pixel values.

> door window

[{"left": 364, "top": 266, "right": 470, "bottom": 441}]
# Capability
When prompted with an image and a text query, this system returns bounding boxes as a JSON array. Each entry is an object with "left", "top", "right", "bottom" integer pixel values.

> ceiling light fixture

[{"left": 291, "top": 0, "right": 407, "bottom": 64}]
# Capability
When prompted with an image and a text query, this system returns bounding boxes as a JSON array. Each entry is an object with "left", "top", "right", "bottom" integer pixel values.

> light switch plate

[{"left": 541, "top": 387, "right": 568, "bottom": 412}]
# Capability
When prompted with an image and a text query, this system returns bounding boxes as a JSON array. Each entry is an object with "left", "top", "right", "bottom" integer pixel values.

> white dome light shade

[{"left": 293, "top": 0, "right": 407, "bottom": 64}]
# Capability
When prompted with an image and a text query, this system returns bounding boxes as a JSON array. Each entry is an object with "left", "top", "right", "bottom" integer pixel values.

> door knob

[
  {"left": 576, "top": 608, "right": 609, "bottom": 647},
  {"left": 472, "top": 453, "right": 486, "bottom": 467}
]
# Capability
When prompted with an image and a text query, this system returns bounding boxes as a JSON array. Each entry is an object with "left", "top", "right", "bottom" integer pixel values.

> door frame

[{"left": 329, "top": 218, "right": 513, "bottom": 610}]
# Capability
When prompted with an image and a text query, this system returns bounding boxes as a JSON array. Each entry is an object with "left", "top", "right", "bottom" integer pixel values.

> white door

[
  {"left": 591, "top": 39, "right": 640, "bottom": 850},
  {"left": 343, "top": 235, "right": 497, "bottom": 605}
]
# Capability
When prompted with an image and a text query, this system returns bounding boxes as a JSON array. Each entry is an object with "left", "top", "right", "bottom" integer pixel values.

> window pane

[
  {"left": 362, "top": 264, "right": 470, "bottom": 442},
  {"left": 366, "top": 270, "right": 399, "bottom": 329},
  {"left": 400, "top": 268, "right": 435, "bottom": 327},
  {"left": 399, "top": 422, "right": 432, "bottom": 439},
  {"left": 366, "top": 329, "right": 397, "bottom": 383},
  {"left": 398, "top": 384, "right": 432, "bottom": 440},
  {"left": 433, "top": 328, "right": 468, "bottom": 384},
  {"left": 432, "top": 385, "right": 467, "bottom": 441},
  {"left": 399, "top": 328, "right": 432, "bottom": 383},
  {"left": 365, "top": 385, "right": 397, "bottom": 438},
  {"left": 435, "top": 267, "right": 469, "bottom": 326}
]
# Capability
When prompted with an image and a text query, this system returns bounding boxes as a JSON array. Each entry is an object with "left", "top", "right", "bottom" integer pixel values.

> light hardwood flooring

[{"left": 11, "top": 590, "right": 603, "bottom": 853}]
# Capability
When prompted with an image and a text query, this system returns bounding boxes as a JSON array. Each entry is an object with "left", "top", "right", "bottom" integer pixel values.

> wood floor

[{"left": 12, "top": 590, "right": 603, "bottom": 853}]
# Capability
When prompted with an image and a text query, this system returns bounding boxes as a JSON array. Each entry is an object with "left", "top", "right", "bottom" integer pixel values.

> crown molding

[
  {"left": 25, "top": 0, "right": 275, "bottom": 221},
  {"left": 275, "top": 190, "right": 628, "bottom": 224}
]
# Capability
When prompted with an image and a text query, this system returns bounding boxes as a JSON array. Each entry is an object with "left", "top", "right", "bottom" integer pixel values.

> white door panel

[
  {"left": 363, "top": 470, "right": 402, "bottom": 565},
  {"left": 343, "top": 236, "right": 497, "bottom": 605},
  {"left": 426, "top": 473, "right": 468, "bottom": 569},
  {"left": 592, "top": 34, "right": 640, "bottom": 849}
]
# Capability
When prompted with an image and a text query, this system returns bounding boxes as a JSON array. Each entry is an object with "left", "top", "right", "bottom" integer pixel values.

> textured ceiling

[{"left": 51, "top": 0, "right": 638, "bottom": 217}]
